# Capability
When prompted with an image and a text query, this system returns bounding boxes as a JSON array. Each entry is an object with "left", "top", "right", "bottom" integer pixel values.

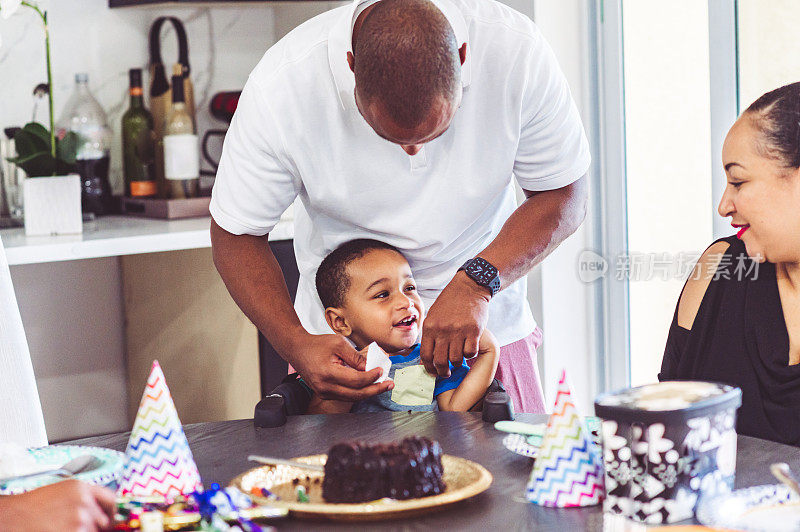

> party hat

[
  {"left": 118, "top": 360, "right": 203, "bottom": 497},
  {"left": 526, "top": 369, "right": 604, "bottom": 507}
]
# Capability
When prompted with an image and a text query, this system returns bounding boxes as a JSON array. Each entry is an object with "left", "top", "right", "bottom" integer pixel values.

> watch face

[{"left": 466, "top": 257, "right": 497, "bottom": 284}]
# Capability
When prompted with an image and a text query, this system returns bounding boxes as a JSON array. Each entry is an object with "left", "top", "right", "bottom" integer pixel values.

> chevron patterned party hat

[
  {"left": 526, "top": 369, "right": 604, "bottom": 507},
  {"left": 118, "top": 360, "right": 202, "bottom": 497}
]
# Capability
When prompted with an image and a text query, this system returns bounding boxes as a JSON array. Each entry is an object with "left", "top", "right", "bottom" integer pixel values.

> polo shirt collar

[{"left": 328, "top": 0, "right": 472, "bottom": 111}]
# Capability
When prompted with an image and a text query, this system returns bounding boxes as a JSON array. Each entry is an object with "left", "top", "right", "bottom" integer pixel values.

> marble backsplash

[{"left": 0, "top": 0, "right": 344, "bottom": 194}]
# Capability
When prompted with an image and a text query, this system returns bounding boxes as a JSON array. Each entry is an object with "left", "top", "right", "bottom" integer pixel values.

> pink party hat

[
  {"left": 118, "top": 360, "right": 202, "bottom": 497},
  {"left": 526, "top": 369, "right": 604, "bottom": 507}
]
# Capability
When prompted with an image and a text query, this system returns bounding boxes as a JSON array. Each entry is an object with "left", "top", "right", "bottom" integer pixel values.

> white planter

[{"left": 23, "top": 174, "right": 83, "bottom": 236}]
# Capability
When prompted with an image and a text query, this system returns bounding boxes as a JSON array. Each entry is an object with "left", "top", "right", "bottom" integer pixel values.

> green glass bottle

[{"left": 122, "top": 68, "right": 157, "bottom": 197}]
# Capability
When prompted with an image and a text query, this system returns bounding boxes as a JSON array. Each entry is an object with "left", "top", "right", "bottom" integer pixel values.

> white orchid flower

[
  {"left": 0, "top": 0, "right": 24, "bottom": 48},
  {"left": 0, "top": 0, "right": 23, "bottom": 19}
]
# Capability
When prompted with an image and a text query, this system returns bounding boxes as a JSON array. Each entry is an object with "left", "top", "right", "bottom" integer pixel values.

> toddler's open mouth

[{"left": 394, "top": 315, "right": 418, "bottom": 328}]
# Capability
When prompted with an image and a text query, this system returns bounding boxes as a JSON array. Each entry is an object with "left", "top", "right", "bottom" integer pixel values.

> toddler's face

[{"left": 339, "top": 249, "right": 424, "bottom": 352}]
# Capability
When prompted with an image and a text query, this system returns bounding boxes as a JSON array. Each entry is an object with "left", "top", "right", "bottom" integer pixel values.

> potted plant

[{"left": 2, "top": 0, "right": 82, "bottom": 236}]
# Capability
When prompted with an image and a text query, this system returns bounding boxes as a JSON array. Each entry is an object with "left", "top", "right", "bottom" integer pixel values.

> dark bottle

[
  {"left": 122, "top": 69, "right": 157, "bottom": 197},
  {"left": 57, "top": 73, "right": 113, "bottom": 215},
  {"left": 209, "top": 91, "right": 241, "bottom": 123}
]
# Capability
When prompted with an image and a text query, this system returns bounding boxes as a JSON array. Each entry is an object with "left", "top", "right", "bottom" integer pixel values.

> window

[
  {"left": 737, "top": 1, "right": 800, "bottom": 110},
  {"left": 622, "top": 0, "right": 714, "bottom": 386}
]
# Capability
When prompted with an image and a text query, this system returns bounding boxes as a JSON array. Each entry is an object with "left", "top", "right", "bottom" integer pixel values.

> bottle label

[
  {"left": 130, "top": 180, "right": 158, "bottom": 197},
  {"left": 164, "top": 134, "right": 199, "bottom": 180}
]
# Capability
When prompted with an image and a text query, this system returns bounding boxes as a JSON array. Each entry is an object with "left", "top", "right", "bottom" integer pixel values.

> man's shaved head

[{"left": 352, "top": 0, "right": 462, "bottom": 130}]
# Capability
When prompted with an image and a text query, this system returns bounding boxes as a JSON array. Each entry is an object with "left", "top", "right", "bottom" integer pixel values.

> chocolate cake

[{"left": 322, "top": 436, "right": 446, "bottom": 503}]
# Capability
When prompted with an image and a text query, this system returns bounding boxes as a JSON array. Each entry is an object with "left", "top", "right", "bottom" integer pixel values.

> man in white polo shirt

[{"left": 210, "top": 0, "right": 589, "bottom": 413}]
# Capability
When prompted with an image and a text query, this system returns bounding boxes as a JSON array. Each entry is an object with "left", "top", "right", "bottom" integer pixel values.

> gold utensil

[{"left": 247, "top": 455, "right": 325, "bottom": 473}]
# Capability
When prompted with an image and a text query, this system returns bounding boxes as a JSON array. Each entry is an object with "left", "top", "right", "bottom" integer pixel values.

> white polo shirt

[{"left": 210, "top": 0, "right": 591, "bottom": 347}]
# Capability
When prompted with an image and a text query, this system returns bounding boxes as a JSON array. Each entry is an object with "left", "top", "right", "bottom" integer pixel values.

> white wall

[
  {"left": 10, "top": 258, "right": 127, "bottom": 441},
  {"left": 0, "top": 0, "right": 342, "bottom": 441},
  {"left": 533, "top": 0, "right": 597, "bottom": 414}
]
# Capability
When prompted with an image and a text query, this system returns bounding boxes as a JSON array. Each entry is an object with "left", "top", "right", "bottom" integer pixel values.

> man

[{"left": 210, "top": 0, "right": 589, "bottom": 412}]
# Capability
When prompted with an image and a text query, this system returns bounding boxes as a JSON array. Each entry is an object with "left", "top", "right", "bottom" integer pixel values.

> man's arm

[
  {"left": 421, "top": 174, "right": 588, "bottom": 376},
  {"left": 210, "top": 219, "right": 392, "bottom": 400},
  {"left": 481, "top": 174, "right": 588, "bottom": 287},
  {"left": 436, "top": 329, "right": 500, "bottom": 411}
]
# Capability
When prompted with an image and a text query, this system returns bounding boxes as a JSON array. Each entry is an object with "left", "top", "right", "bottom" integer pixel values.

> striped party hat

[
  {"left": 118, "top": 360, "right": 202, "bottom": 497},
  {"left": 526, "top": 369, "right": 604, "bottom": 507}
]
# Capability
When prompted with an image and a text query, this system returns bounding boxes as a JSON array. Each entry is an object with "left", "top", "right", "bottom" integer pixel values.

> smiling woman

[
  {"left": 659, "top": 81, "right": 800, "bottom": 447},
  {"left": 718, "top": 84, "right": 800, "bottom": 264}
]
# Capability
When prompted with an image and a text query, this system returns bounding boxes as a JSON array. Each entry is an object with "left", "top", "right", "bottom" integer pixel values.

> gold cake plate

[{"left": 230, "top": 454, "right": 493, "bottom": 522}]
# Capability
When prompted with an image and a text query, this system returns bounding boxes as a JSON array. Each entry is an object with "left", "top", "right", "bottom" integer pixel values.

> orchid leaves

[{"left": 7, "top": 123, "right": 78, "bottom": 177}]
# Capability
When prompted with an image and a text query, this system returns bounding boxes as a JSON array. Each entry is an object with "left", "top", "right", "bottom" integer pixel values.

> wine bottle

[
  {"left": 163, "top": 74, "right": 199, "bottom": 198},
  {"left": 122, "top": 69, "right": 157, "bottom": 198}
]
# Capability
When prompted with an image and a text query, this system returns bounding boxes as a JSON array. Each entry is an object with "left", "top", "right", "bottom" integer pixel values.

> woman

[{"left": 660, "top": 82, "right": 800, "bottom": 446}]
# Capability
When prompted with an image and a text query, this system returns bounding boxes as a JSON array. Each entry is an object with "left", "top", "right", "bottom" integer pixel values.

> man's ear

[
  {"left": 458, "top": 43, "right": 467, "bottom": 66},
  {"left": 325, "top": 307, "right": 352, "bottom": 336},
  {"left": 347, "top": 51, "right": 355, "bottom": 73}
]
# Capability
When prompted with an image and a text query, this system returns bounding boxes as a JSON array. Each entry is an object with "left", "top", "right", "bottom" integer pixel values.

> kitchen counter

[{"left": 0, "top": 215, "right": 294, "bottom": 265}]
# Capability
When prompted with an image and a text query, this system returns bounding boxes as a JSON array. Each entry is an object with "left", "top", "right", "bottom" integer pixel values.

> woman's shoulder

[{"left": 676, "top": 236, "right": 739, "bottom": 330}]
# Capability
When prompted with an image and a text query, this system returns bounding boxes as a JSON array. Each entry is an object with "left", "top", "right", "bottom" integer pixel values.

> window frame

[{"left": 591, "top": 0, "right": 739, "bottom": 393}]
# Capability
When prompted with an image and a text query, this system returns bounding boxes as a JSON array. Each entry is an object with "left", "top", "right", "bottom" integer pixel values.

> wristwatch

[{"left": 458, "top": 257, "right": 501, "bottom": 297}]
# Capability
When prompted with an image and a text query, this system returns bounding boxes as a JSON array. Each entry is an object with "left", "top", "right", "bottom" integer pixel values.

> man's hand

[
  {"left": 419, "top": 176, "right": 588, "bottom": 378},
  {"left": 0, "top": 479, "right": 116, "bottom": 532},
  {"left": 421, "top": 271, "right": 491, "bottom": 377},
  {"left": 291, "top": 333, "right": 394, "bottom": 401}
]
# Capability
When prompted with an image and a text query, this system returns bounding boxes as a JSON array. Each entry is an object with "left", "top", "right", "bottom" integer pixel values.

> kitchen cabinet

[{"left": 2, "top": 215, "right": 296, "bottom": 441}]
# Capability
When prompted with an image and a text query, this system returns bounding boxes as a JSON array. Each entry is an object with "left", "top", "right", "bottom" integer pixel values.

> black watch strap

[{"left": 458, "top": 257, "right": 501, "bottom": 297}]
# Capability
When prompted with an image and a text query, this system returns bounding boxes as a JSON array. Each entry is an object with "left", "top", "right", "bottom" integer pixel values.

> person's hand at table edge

[
  {"left": 421, "top": 270, "right": 491, "bottom": 377},
  {"left": 0, "top": 479, "right": 116, "bottom": 532},
  {"left": 291, "top": 331, "right": 394, "bottom": 401}
]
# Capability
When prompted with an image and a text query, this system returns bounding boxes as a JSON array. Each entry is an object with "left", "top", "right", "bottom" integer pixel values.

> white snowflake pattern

[
  {"left": 644, "top": 511, "right": 664, "bottom": 525},
  {"left": 604, "top": 475, "right": 619, "bottom": 494},
  {"left": 646, "top": 423, "right": 674, "bottom": 464},
  {"left": 618, "top": 446, "right": 631, "bottom": 461},
  {"left": 722, "top": 411, "right": 735, "bottom": 430},
  {"left": 641, "top": 498, "right": 665, "bottom": 524},
  {"left": 629, "top": 481, "right": 643, "bottom": 500},
  {"left": 642, "top": 474, "right": 666, "bottom": 499},
  {"left": 603, "top": 421, "right": 627, "bottom": 450},
  {"left": 613, "top": 461, "right": 632, "bottom": 485},
  {"left": 663, "top": 489, "right": 697, "bottom": 522},
  {"left": 716, "top": 430, "right": 737, "bottom": 477},
  {"left": 684, "top": 417, "right": 711, "bottom": 450},
  {"left": 659, "top": 465, "right": 678, "bottom": 488}
]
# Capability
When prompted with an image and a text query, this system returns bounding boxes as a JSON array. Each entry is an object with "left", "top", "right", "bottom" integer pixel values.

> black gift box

[{"left": 594, "top": 381, "right": 741, "bottom": 524}]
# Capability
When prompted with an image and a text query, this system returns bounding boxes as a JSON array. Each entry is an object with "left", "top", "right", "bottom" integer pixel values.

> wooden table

[{"left": 69, "top": 412, "right": 800, "bottom": 530}]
